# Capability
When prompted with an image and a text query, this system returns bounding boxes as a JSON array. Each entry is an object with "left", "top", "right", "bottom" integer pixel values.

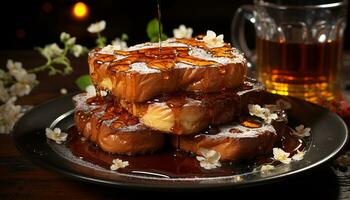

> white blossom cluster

[
  {"left": 0, "top": 60, "right": 38, "bottom": 134},
  {"left": 173, "top": 25, "right": 193, "bottom": 39}
]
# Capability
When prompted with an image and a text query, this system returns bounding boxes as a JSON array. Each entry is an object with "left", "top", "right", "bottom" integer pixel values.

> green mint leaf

[
  {"left": 75, "top": 74, "right": 92, "bottom": 90},
  {"left": 150, "top": 33, "right": 168, "bottom": 42},
  {"left": 147, "top": 18, "right": 159, "bottom": 40},
  {"left": 161, "top": 33, "right": 168, "bottom": 41},
  {"left": 147, "top": 18, "right": 168, "bottom": 42}
]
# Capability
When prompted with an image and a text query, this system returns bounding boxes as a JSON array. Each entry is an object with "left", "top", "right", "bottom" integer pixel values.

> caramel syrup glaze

[
  {"left": 69, "top": 94, "right": 305, "bottom": 178},
  {"left": 123, "top": 83, "right": 256, "bottom": 134},
  {"left": 68, "top": 126, "right": 236, "bottom": 178},
  {"left": 82, "top": 95, "right": 139, "bottom": 131},
  {"left": 67, "top": 120, "right": 305, "bottom": 178},
  {"left": 90, "top": 38, "right": 236, "bottom": 72}
]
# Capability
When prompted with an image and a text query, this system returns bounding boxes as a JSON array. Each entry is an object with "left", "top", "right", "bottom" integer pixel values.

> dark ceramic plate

[{"left": 12, "top": 92, "right": 348, "bottom": 190}]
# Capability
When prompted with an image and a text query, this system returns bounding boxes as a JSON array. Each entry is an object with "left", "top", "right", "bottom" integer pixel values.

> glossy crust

[
  {"left": 73, "top": 93, "right": 164, "bottom": 155},
  {"left": 172, "top": 123, "right": 278, "bottom": 161},
  {"left": 88, "top": 39, "right": 247, "bottom": 102},
  {"left": 120, "top": 81, "right": 264, "bottom": 135}
]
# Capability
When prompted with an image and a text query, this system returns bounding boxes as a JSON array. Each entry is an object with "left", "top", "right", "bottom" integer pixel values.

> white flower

[
  {"left": 87, "top": 20, "right": 106, "bottom": 33},
  {"left": 60, "top": 32, "right": 70, "bottom": 42},
  {"left": 273, "top": 148, "right": 291, "bottom": 164},
  {"left": 292, "top": 150, "right": 305, "bottom": 161},
  {"left": 5, "top": 59, "right": 37, "bottom": 96},
  {"left": 248, "top": 104, "right": 278, "bottom": 124},
  {"left": 0, "top": 97, "right": 23, "bottom": 134},
  {"left": 60, "top": 32, "right": 76, "bottom": 46},
  {"left": 7, "top": 60, "right": 37, "bottom": 87},
  {"left": 292, "top": 125, "right": 311, "bottom": 137},
  {"left": 0, "top": 81, "right": 9, "bottom": 103},
  {"left": 66, "top": 37, "right": 76, "bottom": 46},
  {"left": 203, "top": 30, "right": 224, "bottom": 48},
  {"left": 71, "top": 45, "right": 84, "bottom": 57},
  {"left": 100, "top": 45, "right": 116, "bottom": 54},
  {"left": 19, "top": 73, "right": 37, "bottom": 86},
  {"left": 173, "top": 24, "right": 193, "bottom": 39},
  {"left": 111, "top": 38, "right": 128, "bottom": 50},
  {"left": 196, "top": 148, "right": 221, "bottom": 170},
  {"left": 7, "top": 60, "right": 26, "bottom": 81},
  {"left": 42, "top": 43, "right": 63, "bottom": 58},
  {"left": 260, "top": 164, "right": 275, "bottom": 173},
  {"left": 9, "top": 82, "right": 31, "bottom": 97},
  {"left": 110, "top": 159, "right": 129, "bottom": 170},
  {"left": 45, "top": 127, "right": 68, "bottom": 144}
]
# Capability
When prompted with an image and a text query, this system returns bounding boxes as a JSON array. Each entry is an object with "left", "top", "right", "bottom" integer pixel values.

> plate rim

[{"left": 12, "top": 93, "right": 349, "bottom": 190}]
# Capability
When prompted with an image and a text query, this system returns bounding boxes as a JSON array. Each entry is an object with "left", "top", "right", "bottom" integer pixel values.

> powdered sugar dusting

[
  {"left": 73, "top": 93, "right": 148, "bottom": 132},
  {"left": 176, "top": 62, "right": 193, "bottom": 69},
  {"left": 129, "top": 62, "right": 159, "bottom": 73},
  {"left": 189, "top": 48, "right": 233, "bottom": 64},
  {"left": 128, "top": 38, "right": 186, "bottom": 50},
  {"left": 72, "top": 93, "right": 99, "bottom": 111}
]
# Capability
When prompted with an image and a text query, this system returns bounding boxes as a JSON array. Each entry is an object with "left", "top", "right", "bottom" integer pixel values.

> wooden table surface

[{"left": 0, "top": 51, "right": 349, "bottom": 200}]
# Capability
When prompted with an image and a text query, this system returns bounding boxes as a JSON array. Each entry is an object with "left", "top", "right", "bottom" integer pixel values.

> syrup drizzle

[
  {"left": 129, "top": 83, "right": 251, "bottom": 134},
  {"left": 157, "top": 0, "right": 162, "bottom": 50},
  {"left": 91, "top": 38, "right": 235, "bottom": 73},
  {"left": 67, "top": 120, "right": 305, "bottom": 178},
  {"left": 79, "top": 95, "right": 140, "bottom": 141},
  {"left": 68, "top": 93, "right": 307, "bottom": 178}
]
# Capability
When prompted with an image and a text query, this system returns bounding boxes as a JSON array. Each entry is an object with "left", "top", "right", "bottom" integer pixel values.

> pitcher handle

[{"left": 231, "top": 5, "right": 256, "bottom": 69}]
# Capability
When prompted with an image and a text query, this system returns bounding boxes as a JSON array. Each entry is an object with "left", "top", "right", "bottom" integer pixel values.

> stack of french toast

[{"left": 73, "top": 36, "right": 278, "bottom": 161}]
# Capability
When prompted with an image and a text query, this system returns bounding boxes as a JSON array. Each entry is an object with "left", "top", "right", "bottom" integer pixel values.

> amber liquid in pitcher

[{"left": 256, "top": 36, "right": 343, "bottom": 102}]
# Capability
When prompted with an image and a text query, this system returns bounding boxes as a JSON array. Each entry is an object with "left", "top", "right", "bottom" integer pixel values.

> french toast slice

[
  {"left": 172, "top": 122, "right": 278, "bottom": 161},
  {"left": 73, "top": 93, "right": 165, "bottom": 155},
  {"left": 120, "top": 81, "right": 264, "bottom": 135},
  {"left": 88, "top": 38, "right": 247, "bottom": 102}
]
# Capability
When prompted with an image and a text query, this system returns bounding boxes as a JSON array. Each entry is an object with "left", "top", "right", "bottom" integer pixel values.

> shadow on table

[{"left": 86, "top": 165, "right": 340, "bottom": 200}]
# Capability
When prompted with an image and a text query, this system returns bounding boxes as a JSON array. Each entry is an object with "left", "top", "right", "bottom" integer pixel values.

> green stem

[
  {"left": 28, "top": 51, "right": 52, "bottom": 73},
  {"left": 62, "top": 42, "right": 70, "bottom": 57},
  {"left": 28, "top": 63, "right": 50, "bottom": 73},
  {"left": 49, "top": 65, "right": 62, "bottom": 75}
]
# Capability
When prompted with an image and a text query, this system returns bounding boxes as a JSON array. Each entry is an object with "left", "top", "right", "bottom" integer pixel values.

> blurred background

[{"left": 1, "top": 0, "right": 349, "bottom": 50}]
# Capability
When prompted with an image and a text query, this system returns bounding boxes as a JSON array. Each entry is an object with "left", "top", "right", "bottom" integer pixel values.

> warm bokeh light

[{"left": 72, "top": 2, "right": 89, "bottom": 19}]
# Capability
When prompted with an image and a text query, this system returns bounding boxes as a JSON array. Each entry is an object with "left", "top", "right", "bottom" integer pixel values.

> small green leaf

[
  {"left": 147, "top": 18, "right": 159, "bottom": 40},
  {"left": 146, "top": 18, "right": 168, "bottom": 42},
  {"left": 76, "top": 74, "right": 92, "bottom": 90},
  {"left": 150, "top": 33, "right": 168, "bottom": 42}
]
